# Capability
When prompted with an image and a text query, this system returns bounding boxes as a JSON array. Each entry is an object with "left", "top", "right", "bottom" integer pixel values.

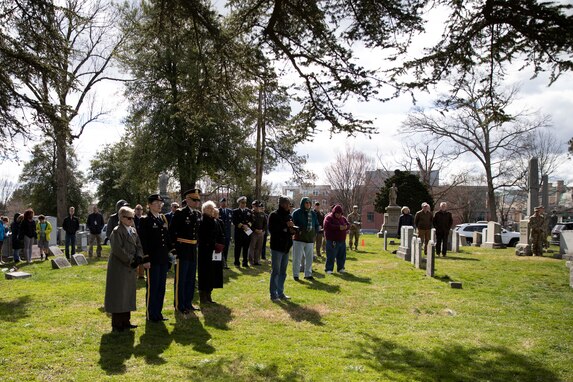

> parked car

[
  {"left": 455, "top": 223, "right": 520, "bottom": 247},
  {"left": 100, "top": 224, "right": 109, "bottom": 245},
  {"left": 550, "top": 222, "right": 573, "bottom": 245}
]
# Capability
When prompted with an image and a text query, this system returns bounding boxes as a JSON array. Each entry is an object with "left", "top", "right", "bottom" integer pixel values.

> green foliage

[
  {"left": 0, "top": 239, "right": 572, "bottom": 380},
  {"left": 18, "top": 141, "right": 89, "bottom": 219},
  {"left": 89, "top": 140, "right": 158, "bottom": 215},
  {"left": 374, "top": 170, "right": 433, "bottom": 213}
]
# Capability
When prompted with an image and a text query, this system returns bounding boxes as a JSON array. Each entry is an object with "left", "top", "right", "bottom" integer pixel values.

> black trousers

[
  {"left": 146, "top": 263, "right": 168, "bottom": 321},
  {"left": 436, "top": 231, "right": 448, "bottom": 256},
  {"left": 234, "top": 232, "right": 250, "bottom": 266}
]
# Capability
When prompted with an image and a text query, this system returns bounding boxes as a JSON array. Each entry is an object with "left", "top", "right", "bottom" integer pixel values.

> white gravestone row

[
  {"left": 515, "top": 220, "right": 532, "bottom": 256},
  {"left": 397, "top": 226, "right": 414, "bottom": 261},
  {"left": 482, "top": 222, "right": 505, "bottom": 249},
  {"left": 426, "top": 240, "right": 435, "bottom": 277}
]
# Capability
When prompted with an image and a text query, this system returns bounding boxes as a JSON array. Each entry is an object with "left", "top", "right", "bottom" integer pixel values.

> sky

[{"left": 3, "top": 2, "right": 573, "bottom": 195}]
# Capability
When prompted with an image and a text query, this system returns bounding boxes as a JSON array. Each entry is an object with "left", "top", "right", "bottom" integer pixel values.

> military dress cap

[
  {"left": 183, "top": 188, "right": 201, "bottom": 199},
  {"left": 252, "top": 200, "right": 260, "bottom": 207},
  {"left": 220, "top": 197, "right": 226, "bottom": 203},
  {"left": 237, "top": 196, "right": 247, "bottom": 203},
  {"left": 147, "top": 194, "right": 164, "bottom": 203}
]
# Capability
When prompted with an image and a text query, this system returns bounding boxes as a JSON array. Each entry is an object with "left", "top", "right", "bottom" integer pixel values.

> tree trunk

[
  {"left": 254, "top": 84, "right": 264, "bottom": 200},
  {"left": 485, "top": 166, "right": 497, "bottom": 222},
  {"left": 55, "top": 127, "right": 68, "bottom": 225}
]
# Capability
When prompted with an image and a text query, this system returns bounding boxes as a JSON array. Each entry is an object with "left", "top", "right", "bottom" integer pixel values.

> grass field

[{"left": 1, "top": 236, "right": 572, "bottom": 381}]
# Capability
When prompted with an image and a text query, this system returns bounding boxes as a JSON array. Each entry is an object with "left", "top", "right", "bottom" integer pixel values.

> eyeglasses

[
  {"left": 192, "top": 198, "right": 201, "bottom": 202},
  {"left": 123, "top": 216, "right": 134, "bottom": 220}
]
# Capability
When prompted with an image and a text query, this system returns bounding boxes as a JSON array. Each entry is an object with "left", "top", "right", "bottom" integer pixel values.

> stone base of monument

[
  {"left": 71, "top": 254, "right": 88, "bottom": 266},
  {"left": 51, "top": 257, "right": 72, "bottom": 269},
  {"left": 562, "top": 254, "right": 573, "bottom": 261},
  {"left": 5, "top": 271, "right": 32, "bottom": 279},
  {"left": 515, "top": 243, "right": 532, "bottom": 256},
  {"left": 482, "top": 242, "right": 505, "bottom": 249},
  {"left": 381, "top": 205, "right": 401, "bottom": 238}
]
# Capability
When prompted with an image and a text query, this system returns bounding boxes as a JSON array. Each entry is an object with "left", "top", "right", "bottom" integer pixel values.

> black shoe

[
  {"left": 128, "top": 324, "right": 138, "bottom": 329},
  {"left": 242, "top": 263, "right": 250, "bottom": 268},
  {"left": 234, "top": 262, "right": 240, "bottom": 267},
  {"left": 112, "top": 326, "right": 126, "bottom": 332},
  {"left": 189, "top": 305, "right": 201, "bottom": 311},
  {"left": 279, "top": 294, "right": 291, "bottom": 300},
  {"left": 304, "top": 276, "right": 314, "bottom": 280},
  {"left": 293, "top": 277, "right": 299, "bottom": 281}
]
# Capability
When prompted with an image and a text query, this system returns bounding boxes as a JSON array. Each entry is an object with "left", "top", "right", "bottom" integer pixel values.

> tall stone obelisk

[{"left": 527, "top": 158, "right": 539, "bottom": 216}]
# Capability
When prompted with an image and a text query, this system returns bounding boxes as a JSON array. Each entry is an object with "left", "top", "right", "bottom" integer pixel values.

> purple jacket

[{"left": 323, "top": 205, "right": 349, "bottom": 242}]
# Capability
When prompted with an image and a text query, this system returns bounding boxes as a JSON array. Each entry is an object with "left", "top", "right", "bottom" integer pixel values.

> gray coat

[{"left": 104, "top": 224, "right": 143, "bottom": 313}]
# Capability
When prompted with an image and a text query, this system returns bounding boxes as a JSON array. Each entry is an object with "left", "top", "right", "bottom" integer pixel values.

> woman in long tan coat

[{"left": 104, "top": 206, "right": 146, "bottom": 332}]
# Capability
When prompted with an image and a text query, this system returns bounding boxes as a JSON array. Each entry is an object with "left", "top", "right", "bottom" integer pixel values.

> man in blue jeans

[
  {"left": 62, "top": 206, "right": 80, "bottom": 260},
  {"left": 268, "top": 196, "right": 294, "bottom": 301}
]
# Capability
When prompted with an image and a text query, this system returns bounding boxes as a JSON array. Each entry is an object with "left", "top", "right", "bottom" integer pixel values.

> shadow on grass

[
  {"left": 351, "top": 334, "right": 559, "bottom": 382},
  {"left": 440, "top": 255, "right": 480, "bottom": 261},
  {"left": 275, "top": 300, "right": 324, "bottom": 326},
  {"left": 201, "top": 302, "right": 233, "bottom": 330},
  {"left": 135, "top": 321, "right": 172, "bottom": 365},
  {"left": 304, "top": 276, "right": 341, "bottom": 294},
  {"left": 98, "top": 330, "right": 135, "bottom": 375},
  {"left": 434, "top": 274, "right": 454, "bottom": 284},
  {"left": 171, "top": 312, "right": 215, "bottom": 354},
  {"left": 184, "top": 356, "right": 303, "bottom": 381},
  {"left": 331, "top": 271, "right": 372, "bottom": 284},
  {"left": 0, "top": 295, "right": 31, "bottom": 322}
]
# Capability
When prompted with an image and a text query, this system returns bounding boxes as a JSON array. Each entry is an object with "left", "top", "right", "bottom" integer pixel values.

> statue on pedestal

[{"left": 389, "top": 183, "right": 398, "bottom": 206}]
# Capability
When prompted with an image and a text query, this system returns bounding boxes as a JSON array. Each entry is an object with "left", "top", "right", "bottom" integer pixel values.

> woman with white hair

[
  {"left": 104, "top": 206, "right": 146, "bottom": 332},
  {"left": 397, "top": 206, "right": 414, "bottom": 238},
  {"left": 198, "top": 201, "right": 225, "bottom": 304}
]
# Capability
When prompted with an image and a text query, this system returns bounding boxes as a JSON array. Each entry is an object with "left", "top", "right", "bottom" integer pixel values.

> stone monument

[
  {"left": 472, "top": 232, "right": 482, "bottom": 247},
  {"left": 561, "top": 231, "right": 573, "bottom": 261},
  {"left": 397, "top": 226, "right": 414, "bottom": 261},
  {"left": 380, "top": 184, "right": 401, "bottom": 238},
  {"left": 482, "top": 222, "right": 505, "bottom": 249},
  {"left": 426, "top": 240, "right": 435, "bottom": 277},
  {"left": 515, "top": 220, "right": 532, "bottom": 256},
  {"left": 527, "top": 158, "right": 539, "bottom": 217},
  {"left": 158, "top": 172, "right": 172, "bottom": 214},
  {"left": 541, "top": 174, "right": 549, "bottom": 209}
]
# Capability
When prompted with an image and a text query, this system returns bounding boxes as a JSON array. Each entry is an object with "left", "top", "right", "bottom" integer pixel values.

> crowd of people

[{"left": 102, "top": 190, "right": 357, "bottom": 331}]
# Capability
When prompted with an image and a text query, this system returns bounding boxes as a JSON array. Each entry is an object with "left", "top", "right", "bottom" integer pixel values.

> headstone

[
  {"left": 527, "top": 158, "right": 539, "bottom": 216},
  {"left": 51, "top": 257, "right": 72, "bottom": 269},
  {"left": 71, "top": 254, "right": 88, "bottom": 266},
  {"left": 413, "top": 238, "right": 422, "bottom": 267},
  {"left": 49, "top": 246, "right": 64, "bottom": 257},
  {"left": 560, "top": 231, "right": 573, "bottom": 257},
  {"left": 482, "top": 222, "right": 505, "bottom": 249},
  {"left": 570, "top": 267, "right": 573, "bottom": 289},
  {"left": 57, "top": 227, "right": 65, "bottom": 245},
  {"left": 381, "top": 205, "right": 401, "bottom": 238},
  {"left": 472, "top": 232, "right": 482, "bottom": 247},
  {"left": 5, "top": 271, "right": 32, "bottom": 279},
  {"left": 383, "top": 231, "right": 388, "bottom": 251},
  {"left": 459, "top": 235, "right": 468, "bottom": 246},
  {"left": 426, "top": 240, "right": 435, "bottom": 277},
  {"left": 430, "top": 228, "right": 436, "bottom": 243},
  {"left": 541, "top": 174, "right": 549, "bottom": 209},
  {"left": 449, "top": 281, "right": 463, "bottom": 289},
  {"left": 515, "top": 219, "right": 532, "bottom": 256},
  {"left": 76, "top": 232, "right": 88, "bottom": 252},
  {"left": 447, "top": 229, "right": 453, "bottom": 251},
  {"left": 396, "top": 226, "right": 413, "bottom": 261},
  {"left": 451, "top": 231, "right": 460, "bottom": 253}
]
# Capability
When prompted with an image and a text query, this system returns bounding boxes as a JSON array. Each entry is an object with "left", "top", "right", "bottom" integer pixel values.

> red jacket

[{"left": 323, "top": 205, "right": 349, "bottom": 242}]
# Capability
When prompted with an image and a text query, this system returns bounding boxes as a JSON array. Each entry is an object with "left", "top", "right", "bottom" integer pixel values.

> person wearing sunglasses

[
  {"left": 169, "top": 188, "right": 202, "bottom": 315},
  {"left": 104, "top": 206, "right": 146, "bottom": 332}
]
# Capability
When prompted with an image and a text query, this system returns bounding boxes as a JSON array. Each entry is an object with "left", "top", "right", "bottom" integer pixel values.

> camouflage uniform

[{"left": 528, "top": 213, "right": 545, "bottom": 256}]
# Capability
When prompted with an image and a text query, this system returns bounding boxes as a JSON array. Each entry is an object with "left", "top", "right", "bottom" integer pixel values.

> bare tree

[
  {"left": 511, "top": 126, "right": 563, "bottom": 191},
  {"left": 401, "top": 79, "right": 543, "bottom": 222},
  {"left": 325, "top": 148, "right": 374, "bottom": 213},
  {"left": 3, "top": 0, "right": 122, "bottom": 223},
  {"left": 0, "top": 177, "right": 18, "bottom": 214}
]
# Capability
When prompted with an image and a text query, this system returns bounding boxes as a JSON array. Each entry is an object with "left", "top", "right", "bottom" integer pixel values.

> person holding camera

[{"left": 104, "top": 206, "right": 148, "bottom": 332}]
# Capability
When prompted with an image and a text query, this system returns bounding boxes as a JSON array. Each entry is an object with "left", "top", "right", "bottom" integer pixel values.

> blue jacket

[
  {"left": 292, "top": 197, "right": 320, "bottom": 243},
  {"left": 0, "top": 223, "right": 4, "bottom": 241}
]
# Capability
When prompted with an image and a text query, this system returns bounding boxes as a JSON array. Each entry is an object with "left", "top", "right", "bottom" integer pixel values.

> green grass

[{"left": 1, "top": 237, "right": 572, "bottom": 381}]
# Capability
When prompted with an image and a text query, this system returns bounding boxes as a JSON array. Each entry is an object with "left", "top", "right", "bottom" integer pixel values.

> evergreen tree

[{"left": 374, "top": 170, "right": 434, "bottom": 214}]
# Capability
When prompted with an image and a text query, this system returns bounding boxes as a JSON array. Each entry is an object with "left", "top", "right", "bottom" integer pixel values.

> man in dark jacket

[
  {"left": 86, "top": 205, "right": 105, "bottom": 258},
  {"left": 218, "top": 198, "right": 232, "bottom": 269},
  {"left": 232, "top": 196, "right": 252, "bottom": 268},
  {"left": 62, "top": 206, "right": 80, "bottom": 259},
  {"left": 139, "top": 194, "right": 170, "bottom": 322},
  {"left": 433, "top": 202, "right": 453, "bottom": 257},
  {"left": 268, "top": 196, "right": 295, "bottom": 301},
  {"left": 314, "top": 202, "right": 325, "bottom": 258},
  {"left": 107, "top": 200, "right": 130, "bottom": 247}
]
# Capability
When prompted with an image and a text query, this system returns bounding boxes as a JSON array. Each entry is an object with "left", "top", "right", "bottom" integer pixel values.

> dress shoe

[
  {"left": 242, "top": 263, "right": 250, "bottom": 268},
  {"left": 293, "top": 277, "right": 299, "bottom": 281},
  {"left": 270, "top": 296, "right": 280, "bottom": 302},
  {"left": 304, "top": 276, "right": 314, "bottom": 280},
  {"left": 127, "top": 324, "right": 138, "bottom": 329},
  {"left": 189, "top": 305, "right": 201, "bottom": 311},
  {"left": 279, "top": 294, "right": 291, "bottom": 300}
]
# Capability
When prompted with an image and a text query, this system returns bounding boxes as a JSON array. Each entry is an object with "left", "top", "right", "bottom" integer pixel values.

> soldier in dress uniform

[
  {"left": 528, "top": 206, "right": 546, "bottom": 257},
  {"left": 169, "top": 188, "right": 202, "bottom": 314},
  {"left": 139, "top": 194, "right": 171, "bottom": 322},
  {"left": 232, "top": 196, "right": 253, "bottom": 268}
]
